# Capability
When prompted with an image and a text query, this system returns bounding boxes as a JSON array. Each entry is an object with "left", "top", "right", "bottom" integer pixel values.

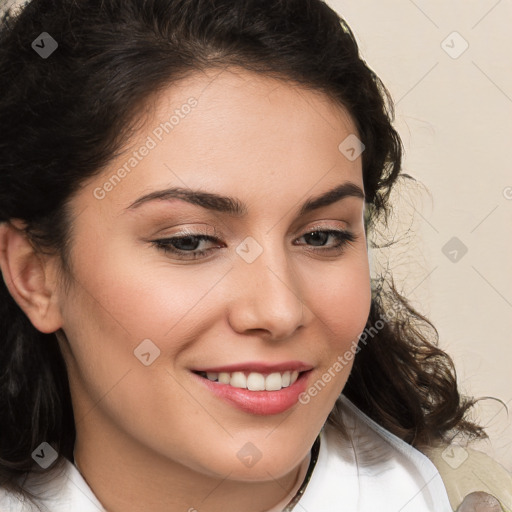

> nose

[{"left": 226, "top": 243, "right": 306, "bottom": 340}]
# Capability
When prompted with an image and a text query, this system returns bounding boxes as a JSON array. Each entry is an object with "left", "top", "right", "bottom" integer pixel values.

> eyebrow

[{"left": 126, "top": 181, "right": 365, "bottom": 217}]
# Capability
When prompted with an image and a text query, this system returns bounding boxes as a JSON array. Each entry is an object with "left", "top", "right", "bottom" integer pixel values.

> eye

[
  {"left": 152, "top": 234, "right": 222, "bottom": 260},
  {"left": 293, "top": 228, "right": 357, "bottom": 254},
  {"left": 151, "top": 228, "right": 358, "bottom": 260}
]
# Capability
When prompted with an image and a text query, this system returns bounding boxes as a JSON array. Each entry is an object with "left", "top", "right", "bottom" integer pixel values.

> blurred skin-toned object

[{"left": 425, "top": 444, "right": 512, "bottom": 511}]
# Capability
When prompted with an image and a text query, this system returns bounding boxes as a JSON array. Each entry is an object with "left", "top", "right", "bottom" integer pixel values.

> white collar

[
  {"left": 296, "top": 395, "right": 452, "bottom": 511},
  {"left": 0, "top": 395, "right": 452, "bottom": 511}
]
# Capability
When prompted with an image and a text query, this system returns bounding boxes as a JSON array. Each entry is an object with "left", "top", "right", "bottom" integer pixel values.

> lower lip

[{"left": 191, "top": 371, "right": 311, "bottom": 415}]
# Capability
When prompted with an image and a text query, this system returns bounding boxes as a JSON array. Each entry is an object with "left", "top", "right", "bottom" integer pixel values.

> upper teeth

[{"left": 203, "top": 370, "right": 300, "bottom": 391}]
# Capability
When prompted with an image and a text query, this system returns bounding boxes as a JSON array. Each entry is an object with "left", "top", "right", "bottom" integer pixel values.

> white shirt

[{"left": 0, "top": 395, "right": 452, "bottom": 511}]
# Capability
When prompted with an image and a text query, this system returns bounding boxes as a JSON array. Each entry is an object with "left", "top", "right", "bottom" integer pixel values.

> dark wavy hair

[{"left": 0, "top": 0, "right": 486, "bottom": 504}]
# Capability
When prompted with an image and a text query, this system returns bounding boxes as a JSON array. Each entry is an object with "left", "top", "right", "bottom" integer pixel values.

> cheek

[
  {"left": 301, "top": 251, "right": 372, "bottom": 351},
  {"left": 58, "top": 234, "right": 252, "bottom": 437},
  {"left": 295, "top": 251, "right": 371, "bottom": 405},
  {"left": 58, "top": 253, "right": 230, "bottom": 468},
  {"left": 63, "top": 238, "right": 226, "bottom": 345}
]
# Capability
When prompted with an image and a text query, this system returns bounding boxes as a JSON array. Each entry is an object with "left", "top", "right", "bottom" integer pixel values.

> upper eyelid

[{"left": 162, "top": 221, "right": 351, "bottom": 238}]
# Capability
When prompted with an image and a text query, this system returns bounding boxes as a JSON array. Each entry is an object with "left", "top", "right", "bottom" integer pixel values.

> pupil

[
  {"left": 176, "top": 236, "right": 200, "bottom": 250},
  {"left": 306, "top": 231, "right": 327, "bottom": 246}
]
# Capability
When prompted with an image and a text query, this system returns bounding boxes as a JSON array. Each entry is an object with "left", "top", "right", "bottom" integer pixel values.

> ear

[{"left": 0, "top": 220, "right": 63, "bottom": 333}]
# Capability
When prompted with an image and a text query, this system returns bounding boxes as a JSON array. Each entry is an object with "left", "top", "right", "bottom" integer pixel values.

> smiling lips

[
  {"left": 191, "top": 361, "right": 313, "bottom": 414},
  {"left": 192, "top": 361, "right": 313, "bottom": 392}
]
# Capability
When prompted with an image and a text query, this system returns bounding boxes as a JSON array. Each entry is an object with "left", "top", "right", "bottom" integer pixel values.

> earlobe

[{"left": 0, "top": 220, "right": 63, "bottom": 334}]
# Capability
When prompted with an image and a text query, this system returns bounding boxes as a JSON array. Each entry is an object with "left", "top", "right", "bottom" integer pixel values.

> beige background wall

[{"left": 326, "top": 0, "right": 512, "bottom": 470}]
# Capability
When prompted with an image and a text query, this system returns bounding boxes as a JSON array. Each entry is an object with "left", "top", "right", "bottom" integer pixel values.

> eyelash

[{"left": 151, "top": 228, "right": 358, "bottom": 260}]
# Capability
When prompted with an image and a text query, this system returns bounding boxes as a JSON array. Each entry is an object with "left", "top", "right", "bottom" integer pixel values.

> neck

[{"left": 73, "top": 417, "right": 312, "bottom": 512}]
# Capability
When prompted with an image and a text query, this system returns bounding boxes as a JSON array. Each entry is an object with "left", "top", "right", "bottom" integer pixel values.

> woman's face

[{"left": 57, "top": 67, "right": 371, "bottom": 483}]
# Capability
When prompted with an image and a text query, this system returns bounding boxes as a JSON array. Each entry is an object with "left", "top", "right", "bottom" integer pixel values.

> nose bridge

[{"left": 227, "top": 234, "right": 305, "bottom": 337}]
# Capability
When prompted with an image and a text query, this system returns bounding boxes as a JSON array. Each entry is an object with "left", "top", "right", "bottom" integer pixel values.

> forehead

[
  {"left": 78, "top": 66, "right": 363, "bottom": 216},
  {"left": 148, "top": 66, "right": 358, "bottom": 143}
]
